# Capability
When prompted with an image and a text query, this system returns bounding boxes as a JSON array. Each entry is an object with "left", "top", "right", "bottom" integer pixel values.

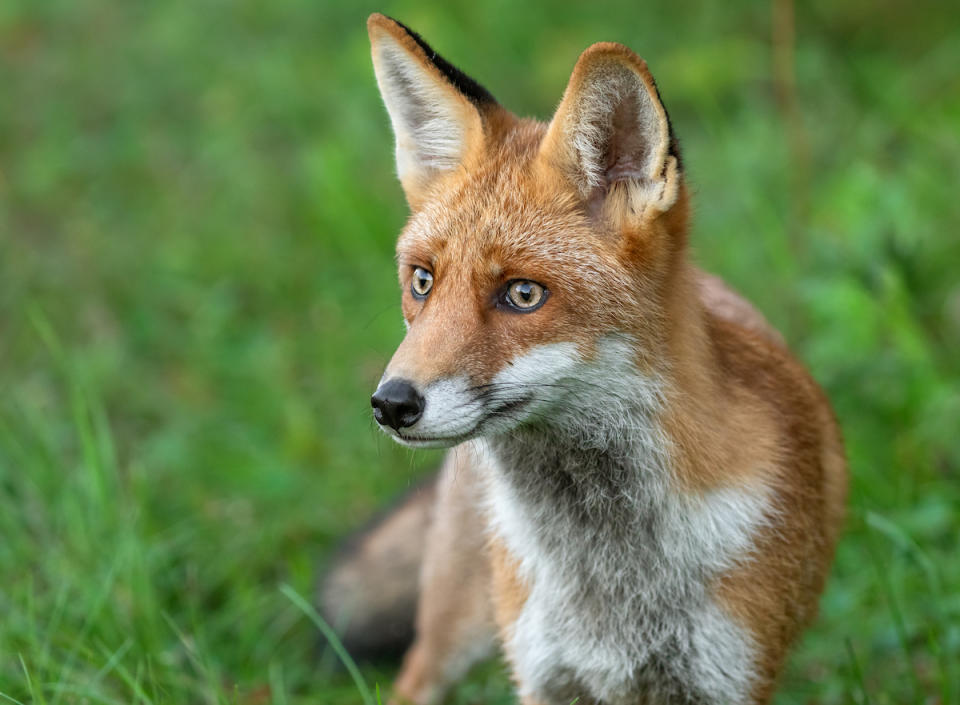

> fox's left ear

[
  {"left": 367, "top": 14, "right": 500, "bottom": 208},
  {"left": 539, "top": 43, "right": 682, "bottom": 221}
]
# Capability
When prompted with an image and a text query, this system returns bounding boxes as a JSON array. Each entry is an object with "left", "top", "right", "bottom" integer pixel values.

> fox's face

[{"left": 367, "top": 15, "right": 687, "bottom": 448}]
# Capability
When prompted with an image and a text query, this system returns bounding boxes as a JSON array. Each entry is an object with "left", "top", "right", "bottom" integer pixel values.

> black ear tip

[{"left": 372, "top": 15, "right": 497, "bottom": 109}]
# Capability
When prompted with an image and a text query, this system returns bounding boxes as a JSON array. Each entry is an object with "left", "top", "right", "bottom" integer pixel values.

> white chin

[{"left": 390, "top": 431, "right": 474, "bottom": 449}]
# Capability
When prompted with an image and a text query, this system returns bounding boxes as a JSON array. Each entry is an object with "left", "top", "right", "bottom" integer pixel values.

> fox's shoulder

[
  {"left": 695, "top": 267, "right": 840, "bottom": 451},
  {"left": 698, "top": 270, "right": 846, "bottom": 516},
  {"left": 695, "top": 269, "right": 784, "bottom": 348},
  {"left": 699, "top": 272, "right": 817, "bottom": 408}
]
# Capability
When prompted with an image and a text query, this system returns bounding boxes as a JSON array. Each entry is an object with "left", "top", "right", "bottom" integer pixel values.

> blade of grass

[
  {"left": 268, "top": 662, "right": 289, "bottom": 705},
  {"left": 159, "top": 612, "right": 224, "bottom": 698},
  {"left": 90, "top": 638, "right": 133, "bottom": 686},
  {"left": 101, "top": 652, "right": 154, "bottom": 705},
  {"left": 19, "top": 654, "right": 45, "bottom": 705},
  {"left": 45, "top": 683, "right": 127, "bottom": 705},
  {"left": 863, "top": 520, "right": 922, "bottom": 701},
  {"left": 39, "top": 580, "right": 73, "bottom": 693},
  {"left": 54, "top": 556, "right": 123, "bottom": 705},
  {"left": 279, "top": 583, "right": 374, "bottom": 705},
  {"left": 867, "top": 511, "right": 954, "bottom": 704},
  {"left": 844, "top": 638, "right": 872, "bottom": 705}
]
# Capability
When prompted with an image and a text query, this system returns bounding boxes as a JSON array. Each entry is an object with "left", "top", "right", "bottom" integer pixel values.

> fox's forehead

[
  {"left": 396, "top": 122, "right": 610, "bottom": 276},
  {"left": 401, "top": 188, "right": 583, "bottom": 266}
]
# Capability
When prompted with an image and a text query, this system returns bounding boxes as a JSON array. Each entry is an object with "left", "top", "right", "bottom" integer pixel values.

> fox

[{"left": 321, "top": 13, "right": 847, "bottom": 705}]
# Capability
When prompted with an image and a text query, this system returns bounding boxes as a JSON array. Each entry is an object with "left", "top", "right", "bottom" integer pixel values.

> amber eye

[
  {"left": 411, "top": 267, "right": 433, "bottom": 299},
  {"left": 504, "top": 280, "right": 547, "bottom": 312}
]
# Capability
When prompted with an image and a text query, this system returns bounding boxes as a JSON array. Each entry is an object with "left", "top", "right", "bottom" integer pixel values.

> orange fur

[{"left": 359, "top": 14, "right": 847, "bottom": 705}]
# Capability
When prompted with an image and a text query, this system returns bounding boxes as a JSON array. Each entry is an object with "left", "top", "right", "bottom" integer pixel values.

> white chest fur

[{"left": 476, "top": 409, "right": 771, "bottom": 705}]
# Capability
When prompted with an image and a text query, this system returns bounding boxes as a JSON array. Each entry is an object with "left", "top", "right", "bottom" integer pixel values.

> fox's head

[{"left": 367, "top": 14, "right": 691, "bottom": 448}]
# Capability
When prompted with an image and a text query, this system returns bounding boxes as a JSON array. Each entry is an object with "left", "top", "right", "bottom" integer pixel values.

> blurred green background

[{"left": 1, "top": 0, "right": 958, "bottom": 702}]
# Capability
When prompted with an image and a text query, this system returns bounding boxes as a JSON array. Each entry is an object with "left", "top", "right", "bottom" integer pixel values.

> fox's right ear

[{"left": 367, "top": 14, "right": 498, "bottom": 208}]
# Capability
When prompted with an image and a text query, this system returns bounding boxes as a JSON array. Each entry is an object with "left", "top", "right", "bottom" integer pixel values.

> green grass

[{"left": 1, "top": 0, "right": 958, "bottom": 702}]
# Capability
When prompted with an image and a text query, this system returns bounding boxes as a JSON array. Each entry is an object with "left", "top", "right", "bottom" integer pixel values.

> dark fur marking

[
  {"left": 386, "top": 16, "right": 497, "bottom": 108},
  {"left": 647, "top": 72, "right": 684, "bottom": 171}
]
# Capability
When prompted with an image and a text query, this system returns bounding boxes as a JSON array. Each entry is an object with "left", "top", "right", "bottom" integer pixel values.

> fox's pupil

[
  {"left": 505, "top": 280, "right": 545, "bottom": 311},
  {"left": 411, "top": 267, "right": 433, "bottom": 297}
]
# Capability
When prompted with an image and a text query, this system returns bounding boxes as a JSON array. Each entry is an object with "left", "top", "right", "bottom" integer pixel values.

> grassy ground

[{"left": 1, "top": 0, "right": 958, "bottom": 703}]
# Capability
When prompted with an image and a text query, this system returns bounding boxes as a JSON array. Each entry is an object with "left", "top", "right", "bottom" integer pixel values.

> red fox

[{"left": 321, "top": 14, "right": 847, "bottom": 705}]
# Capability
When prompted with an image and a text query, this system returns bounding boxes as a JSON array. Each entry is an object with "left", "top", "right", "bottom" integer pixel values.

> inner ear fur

[
  {"left": 539, "top": 42, "right": 682, "bottom": 222},
  {"left": 367, "top": 14, "right": 502, "bottom": 208}
]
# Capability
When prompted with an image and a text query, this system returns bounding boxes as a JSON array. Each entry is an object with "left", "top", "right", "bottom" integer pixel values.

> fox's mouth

[
  {"left": 391, "top": 396, "right": 532, "bottom": 448},
  {"left": 394, "top": 430, "right": 478, "bottom": 448}
]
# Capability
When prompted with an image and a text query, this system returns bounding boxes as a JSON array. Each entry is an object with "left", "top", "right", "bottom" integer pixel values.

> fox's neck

[
  {"left": 479, "top": 289, "right": 758, "bottom": 608},
  {"left": 479, "top": 335, "right": 747, "bottom": 589},
  {"left": 484, "top": 378, "right": 671, "bottom": 532}
]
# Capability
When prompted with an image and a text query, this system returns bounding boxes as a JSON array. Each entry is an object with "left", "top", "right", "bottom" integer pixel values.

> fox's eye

[
  {"left": 503, "top": 280, "right": 547, "bottom": 312},
  {"left": 411, "top": 267, "right": 433, "bottom": 299}
]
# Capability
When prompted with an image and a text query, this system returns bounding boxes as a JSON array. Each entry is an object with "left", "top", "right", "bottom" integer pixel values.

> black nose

[{"left": 371, "top": 378, "right": 425, "bottom": 430}]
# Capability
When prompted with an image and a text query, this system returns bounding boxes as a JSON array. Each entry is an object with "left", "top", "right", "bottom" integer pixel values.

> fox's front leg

[{"left": 391, "top": 448, "right": 497, "bottom": 705}]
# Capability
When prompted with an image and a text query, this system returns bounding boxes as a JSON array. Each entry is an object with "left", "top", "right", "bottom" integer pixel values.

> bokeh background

[{"left": 1, "top": 0, "right": 958, "bottom": 702}]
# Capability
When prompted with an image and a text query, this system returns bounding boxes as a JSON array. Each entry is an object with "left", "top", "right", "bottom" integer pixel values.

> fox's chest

[
  {"left": 482, "top": 444, "right": 770, "bottom": 705},
  {"left": 505, "top": 583, "right": 753, "bottom": 705}
]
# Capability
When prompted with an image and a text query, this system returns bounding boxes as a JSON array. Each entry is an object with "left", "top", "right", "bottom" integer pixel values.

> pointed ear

[
  {"left": 539, "top": 43, "right": 682, "bottom": 221},
  {"left": 367, "top": 14, "right": 497, "bottom": 207}
]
